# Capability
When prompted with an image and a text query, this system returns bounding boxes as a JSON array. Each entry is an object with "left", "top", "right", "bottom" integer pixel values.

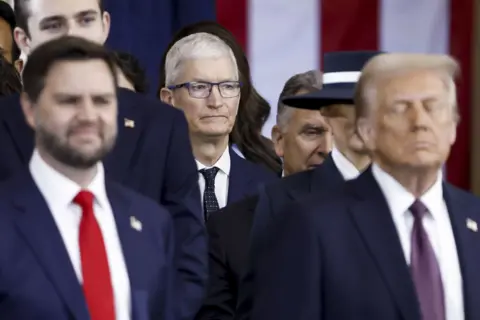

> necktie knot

[
  {"left": 200, "top": 167, "right": 219, "bottom": 186},
  {"left": 73, "top": 190, "right": 94, "bottom": 211},
  {"left": 410, "top": 200, "right": 428, "bottom": 220}
]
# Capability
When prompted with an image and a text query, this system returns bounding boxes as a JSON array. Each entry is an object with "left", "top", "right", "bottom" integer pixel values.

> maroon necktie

[
  {"left": 74, "top": 190, "right": 115, "bottom": 320},
  {"left": 409, "top": 200, "right": 445, "bottom": 320}
]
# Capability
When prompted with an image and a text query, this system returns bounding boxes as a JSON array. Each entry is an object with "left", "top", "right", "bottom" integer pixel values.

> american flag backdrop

[{"left": 217, "top": 0, "right": 474, "bottom": 190}]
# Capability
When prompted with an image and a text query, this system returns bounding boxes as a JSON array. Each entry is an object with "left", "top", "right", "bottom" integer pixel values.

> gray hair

[
  {"left": 355, "top": 53, "right": 460, "bottom": 121},
  {"left": 164, "top": 32, "right": 238, "bottom": 86},
  {"left": 276, "top": 70, "right": 323, "bottom": 129}
]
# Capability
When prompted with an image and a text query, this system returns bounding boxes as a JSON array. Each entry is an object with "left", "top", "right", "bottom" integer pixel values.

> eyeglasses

[{"left": 168, "top": 81, "right": 242, "bottom": 99}]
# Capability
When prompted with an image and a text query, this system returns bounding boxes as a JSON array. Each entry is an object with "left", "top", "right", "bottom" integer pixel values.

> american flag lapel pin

[
  {"left": 130, "top": 216, "right": 142, "bottom": 232},
  {"left": 466, "top": 218, "right": 478, "bottom": 232},
  {"left": 124, "top": 118, "right": 135, "bottom": 128}
]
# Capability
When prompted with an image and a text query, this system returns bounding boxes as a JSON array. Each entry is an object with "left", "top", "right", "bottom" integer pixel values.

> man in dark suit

[
  {"left": 196, "top": 70, "right": 331, "bottom": 319},
  {"left": 3, "top": 1, "right": 206, "bottom": 319},
  {"left": 235, "top": 51, "right": 380, "bottom": 319},
  {"left": 253, "top": 53, "right": 480, "bottom": 320},
  {"left": 160, "top": 32, "right": 277, "bottom": 222},
  {"left": 0, "top": 36, "right": 174, "bottom": 320}
]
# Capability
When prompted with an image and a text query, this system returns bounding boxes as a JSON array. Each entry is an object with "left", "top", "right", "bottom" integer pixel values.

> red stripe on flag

[
  {"left": 216, "top": 0, "right": 248, "bottom": 53},
  {"left": 447, "top": 0, "right": 473, "bottom": 189},
  {"left": 321, "top": 0, "right": 379, "bottom": 62}
]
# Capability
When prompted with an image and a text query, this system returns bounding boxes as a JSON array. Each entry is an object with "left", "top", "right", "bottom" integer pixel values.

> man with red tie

[{"left": 0, "top": 36, "right": 174, "bottom": 320}]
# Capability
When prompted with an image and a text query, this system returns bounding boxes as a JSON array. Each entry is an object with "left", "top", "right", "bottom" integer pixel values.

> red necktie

[{"left": 74, "top": 190, "right": 115, "bottom": 320}]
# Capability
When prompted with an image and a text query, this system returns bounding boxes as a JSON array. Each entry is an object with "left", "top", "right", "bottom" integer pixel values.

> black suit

[
  {"left": 0, "top": 89, "right": 206, "bottom": 320},
  {"left": 235, "top": 154, "right": 345, "bottom": 319},
  {"left": 252, "top": 167, "right": 480, "bottom": 320},
  {"left": 196, "top": 195, "right": 259, "bottom": 320}
]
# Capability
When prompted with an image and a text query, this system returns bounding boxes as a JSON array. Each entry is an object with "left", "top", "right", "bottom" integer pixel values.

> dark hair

[
  {"left": 0, "top": 55, "right": 22, "bottom": 96},
  {"left": 0, "top": 1, "right": 20, "bottom": 61},
  {"left": 112, "top": 51, "right": 149, "bottom": 93},
  {"left": 23, "top": 35, "right": 118, "bottom": 102},
  {"left": 14, "top": 0, "right": 105, "bottom": 37},
  {"left": 158, "top": 21, "right": 282, "bottom": 174},
  {"left": 277, "top": 70, "right": 323, "bottom": 123}
]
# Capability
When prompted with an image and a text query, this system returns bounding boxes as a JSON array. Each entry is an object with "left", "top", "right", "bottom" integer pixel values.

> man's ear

[
  {"left": 14, "top": 27, "right": 31, "bottom": 56},
  {"left": 271, "top": 124, "right": 285, "bottom": 158},
  {"left": 100, "top": 11, "right": 111, "bottom": 44},
  {"left": 356, "top": 117, "right": 375, "bottom": 150},
  {"left": 160, "top": 88, "right": 175, "bottom": 106},
  {"left": 20, "top": 92, "right": 36, "bottom": 130}
]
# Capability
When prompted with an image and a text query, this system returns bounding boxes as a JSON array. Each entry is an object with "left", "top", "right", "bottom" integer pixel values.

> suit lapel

[
  {"left": 106, "top": 181, "right": 148, "bottom": 318},
  {"left": 227, "top": 148, "right": 254, "bottom": 204},
  {"left": 1, "top": 94, "right": 34, "bottom": 163},
  {"left": 443, "top": 184, "right": 480, "bottom": 320},
  {"left": 12, "top": 172, "right": 89, "bottom": 319},
  {"left": 348, "top": 168, "right": 420, "bottom": 320},
  {"left": 104, "top": 89, "right": 145, "bottom": 183}
]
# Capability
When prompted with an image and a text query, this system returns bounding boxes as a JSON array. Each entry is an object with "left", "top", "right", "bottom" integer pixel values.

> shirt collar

[
  {"left": 195, "top": 146, "right": 231, "bottom": 176},
  {"left": 331, "top": 147, "right": 360, "bottom": 180},
  {"left": 371, "top": 162, "right": 444, "bottom": 220},
  {"left": 29, "top": 149, "right": 109, "bottom": 209}
]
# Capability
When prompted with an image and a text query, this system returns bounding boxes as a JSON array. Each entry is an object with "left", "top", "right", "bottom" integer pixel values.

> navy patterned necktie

[
  {"left": 200, "top": 167, "right": 220, "bottom": 221},
  {"left": 409, "top": 200, "right": 445, "bottom": 320}
]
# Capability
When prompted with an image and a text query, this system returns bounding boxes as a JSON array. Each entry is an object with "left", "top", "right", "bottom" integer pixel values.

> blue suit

[
  {"left": 252, "top": 167, "right": 480, "bottom": 320},
  {"left": 236, "top": 154, "right": 344, "bottom": 319},
  {"left": 226, "top": 148, "right": 279, "bottom": 204},
  {"left": 0, "top": 89, "right": 206, "bottom": 320},
  {"left": 104, "top": 0, "right": 215, "bottom": 93},
  {"left": 0, "top": 170, "right": 174, "bottom": 319}
]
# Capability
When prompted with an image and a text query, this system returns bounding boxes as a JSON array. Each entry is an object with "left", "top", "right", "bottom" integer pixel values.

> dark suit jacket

[
  {"left": 0, "top": 170, "right": 175, "bottom": 320},
  {"left": 227, "top": 149, "right": 278, "bottom": 204},
  {"left": 235, "top": 154, "right": 344, "bottom": 319},
  {"left": 196, "top": 195, "right": 259, "bottom": 320},
  {"left": 104, "top": 0, "right": 215, "bottom": 92},
  {"left": 0, "top": 89, "right": 206, "bottom": 320},
  {"left": 252, "top": 168, "right": 480, "bottom": 320}
]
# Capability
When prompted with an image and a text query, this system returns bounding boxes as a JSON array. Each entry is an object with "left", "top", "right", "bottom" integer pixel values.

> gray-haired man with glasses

[{"left": 161, "top": 32, "right": 277, "bottom": 222}]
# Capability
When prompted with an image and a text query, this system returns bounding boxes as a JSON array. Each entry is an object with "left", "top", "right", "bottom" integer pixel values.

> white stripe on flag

[{"left": 249, "top": 0, "right": 320, "bottom": 138}]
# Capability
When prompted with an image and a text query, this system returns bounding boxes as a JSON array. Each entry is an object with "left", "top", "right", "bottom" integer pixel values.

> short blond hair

[{"left": 354, "top": 53, "right": 460, "bottom": 120}]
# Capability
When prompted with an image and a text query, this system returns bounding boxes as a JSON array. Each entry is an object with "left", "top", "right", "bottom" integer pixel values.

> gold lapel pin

[
  {"left": 466, "top": 218, "right": 478, "bottom": 232},
  {"left": 130, "top": 216, "right": 142, "bottom": 232},
  {"left": 124, "top": 118, "right": 135, "bottom": 128}
]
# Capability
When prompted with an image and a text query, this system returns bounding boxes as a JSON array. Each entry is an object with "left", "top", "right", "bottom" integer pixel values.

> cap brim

[{"left": 282, "top": 88, "right": 354, "bottom": 110}]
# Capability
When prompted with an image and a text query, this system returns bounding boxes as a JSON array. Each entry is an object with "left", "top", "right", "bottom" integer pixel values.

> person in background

[
  {"left": 252, "top": 53, "right": 479, "bottom": 320},
  {"left": 236, "top": 51, "right": 381, "bottom": 319},
  {"left": 195, "top": 69, "right": 331, "bottom": 320},
  {"left": 158, "top": 21, "right": 283, "bottom": 175},
  {"left": 0, "top": 36, "right": 174, "bottom": 320},
  {"left": 0, "top": 54, "right": 21, "bottom": 95},
  {"left": 2, "top": 0, "right": 207, "bottom": 318},
  {"left": 112, "top": 51, "right": 149, "bottom": 93},
  {"left": 0, "top": 1, "right": 21, "bottom": 69},
  {"left": 161, "top": 32, "right": 278, "bottom": 222}
]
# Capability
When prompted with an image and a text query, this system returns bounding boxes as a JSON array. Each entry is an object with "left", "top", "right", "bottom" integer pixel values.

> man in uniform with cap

[{"left": 235, "top": 51, "right": 381, "bottom": 319}]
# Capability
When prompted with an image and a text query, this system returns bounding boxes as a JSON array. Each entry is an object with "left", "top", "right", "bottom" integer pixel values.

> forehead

[
  {"left": 290, "top": 108, "right": 327, "bottom": 126},
  {"left": 381, "top": 70, "right": 447, "bottom": 100},
  {"left": 44, "top": 59, "right": 115, "bottom": 94},
  {"left": 29, "top": 0, "right": 100, "bottom": 20},
  {"left": 179, "top": 57, "right": 237, "bottom": 82}
]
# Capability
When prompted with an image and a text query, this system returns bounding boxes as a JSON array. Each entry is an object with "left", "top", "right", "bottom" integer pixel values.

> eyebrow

[{"left": 39, "top": 10, "right": 98, "bottom": 24}]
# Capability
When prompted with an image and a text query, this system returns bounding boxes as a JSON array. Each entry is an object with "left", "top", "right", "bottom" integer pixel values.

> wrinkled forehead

[{"left": 28, "top": 0, "right": 101, "bottom": 22}]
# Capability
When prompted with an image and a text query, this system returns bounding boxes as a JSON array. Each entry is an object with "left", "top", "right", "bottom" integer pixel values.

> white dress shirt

[
  {"left": 196, "top": 147, "right": 231, "bottom": 209},
  {"left": 29, "top": 150, "right": 131, "bottom": 320},
  {"left": 331, "top": 147, "right": 361, "bottom": 180},
  {"left": 372, "top": 163, "right": 464, "bottom": 320}
]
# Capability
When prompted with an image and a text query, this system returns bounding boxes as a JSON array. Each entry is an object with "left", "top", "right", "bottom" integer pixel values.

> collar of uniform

[
  {"left": 195, "top": 146, "right": 231, "bottom": 176},
  {"left": 29, "top": 149, "right": 109, "bottom": 210},
  {"left": 371, "top": 162, "right": 444, "bottom": 220},
  {"left": 331, "top": 146, "right": 360, "bottom": 180}
]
